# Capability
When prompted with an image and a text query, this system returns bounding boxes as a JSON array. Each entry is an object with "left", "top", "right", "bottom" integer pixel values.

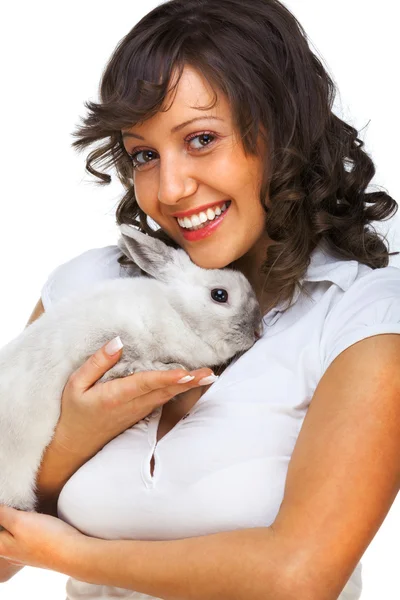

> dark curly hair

[{"left": 71, "top": 0, "right": 398, "bottom": 312}]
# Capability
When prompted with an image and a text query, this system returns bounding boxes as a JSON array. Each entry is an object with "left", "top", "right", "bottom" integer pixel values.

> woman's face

[{"left": 121, "top": 65, "right": 269, "bottom": 275}]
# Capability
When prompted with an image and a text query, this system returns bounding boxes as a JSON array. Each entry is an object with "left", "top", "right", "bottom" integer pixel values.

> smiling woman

[
  {"left": 1, "top": 1, "right": 400, "bottom": 599},
  {"left": 61, "top": 0, "right": 400, "bottom": 592}
]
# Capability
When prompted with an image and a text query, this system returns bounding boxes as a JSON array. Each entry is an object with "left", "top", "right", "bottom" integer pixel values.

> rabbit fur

[{"left": 0, "top": 224, "right": 262, "bottom": 525}]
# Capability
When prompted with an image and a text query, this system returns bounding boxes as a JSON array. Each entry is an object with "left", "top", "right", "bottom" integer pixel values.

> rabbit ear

[{"left": 117, "top": 224, "right": 180, "bottom": 281}]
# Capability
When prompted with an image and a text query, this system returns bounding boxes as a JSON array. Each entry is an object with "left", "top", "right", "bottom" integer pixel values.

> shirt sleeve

[
  {"left": 40, "top": 245, "right": 139, "bottom": 311},
  {"left": 320, "top": 266, "right": 400, "bottom": 374}
]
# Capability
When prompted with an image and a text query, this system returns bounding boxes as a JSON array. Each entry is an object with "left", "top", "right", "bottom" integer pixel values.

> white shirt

[{"left": 40, "top": 241, "right": 400, "bottom": 600}]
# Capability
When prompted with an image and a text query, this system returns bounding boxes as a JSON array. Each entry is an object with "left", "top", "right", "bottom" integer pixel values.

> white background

[{"left": 0, "top": 1, "right": 399, "bottom": 598}]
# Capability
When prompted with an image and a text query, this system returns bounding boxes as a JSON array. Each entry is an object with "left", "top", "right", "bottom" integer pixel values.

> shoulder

[
  {"left": 278, "top": 244, "right": 400, "bottom": 382},
  {"left": 320, "top": 263, "right": 400, "bottom": 372},
  {"left": 40, "top": 245, "right": 140, "bottom": 310}
]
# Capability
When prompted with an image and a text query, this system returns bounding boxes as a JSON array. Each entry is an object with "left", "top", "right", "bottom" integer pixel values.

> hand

[
  {"left": 0, "top": 504, "right": 84, "bottom": 572},
  {"left": 53, "top": 340, "right": 214, "bottom": 457}
]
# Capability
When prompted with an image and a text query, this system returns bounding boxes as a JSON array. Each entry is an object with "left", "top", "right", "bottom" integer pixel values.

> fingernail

[
  {"left": 198, "top": 374, "right": 219, "bottom": 385},
  {"left": 105, "top": 336, "right": 124, "bottom": 355},
  {"left": 177, "top": 375, "right": 195, "bottom": 384}
]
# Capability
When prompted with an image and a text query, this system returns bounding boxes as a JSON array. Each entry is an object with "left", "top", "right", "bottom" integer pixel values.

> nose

[{"left": 158, "top": 155, "right": 198, "bottom": 207}]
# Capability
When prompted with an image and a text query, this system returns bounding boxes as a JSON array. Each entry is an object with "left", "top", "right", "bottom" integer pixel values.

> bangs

[{"left": 78, "top": 31, "right": 223, "bottom": 146}]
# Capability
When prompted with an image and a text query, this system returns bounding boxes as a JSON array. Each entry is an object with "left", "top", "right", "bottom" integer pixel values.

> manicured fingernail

[
  {"left": 198, "top": 374, "right": 219, "bottom": 385},
  {"left": 177, "top": 375, "right": 195, "bottom": 384},
  {"left": 105, "top": 336, "right": 124, "bottom": 355}
]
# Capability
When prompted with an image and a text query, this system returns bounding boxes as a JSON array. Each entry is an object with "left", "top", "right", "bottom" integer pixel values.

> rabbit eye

[{"left": 211, "top": 289, "right": 228, "bottom": 303}]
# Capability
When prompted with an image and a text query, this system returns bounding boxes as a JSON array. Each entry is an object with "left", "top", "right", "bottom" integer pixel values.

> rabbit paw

[
  {"left": 151, "top": 361, "right": 188, "bottom": 372},
  {"left": 96, "top": 360, "right": 137, "bottom": 384},
  {"left": 96, "top": 361, "right": 189, "bottom": 385},
  {"left": 121, "top": 360, "right": 189, "bottom": 373}
]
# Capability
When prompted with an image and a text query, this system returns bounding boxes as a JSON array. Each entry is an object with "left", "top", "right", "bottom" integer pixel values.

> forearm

[
  {"left": 0, "top": 557, "right": 24, "bottom": 583},
  {"left": 0, "top": 436, "right": 87, "bottom": 582},
  {"left": 67, "top": 527, "right": 299, "bottom": 600},
  {"left": 36, "top": 431, "right": 100, "bottom": 517}
]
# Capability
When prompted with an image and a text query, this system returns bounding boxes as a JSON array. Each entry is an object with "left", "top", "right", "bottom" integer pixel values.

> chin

[
  {"left": 185, "top": 242, "right": 238, "bottom": 269},
  {"left": 188, "top": 254, "right": 233, "bottom": 270}
]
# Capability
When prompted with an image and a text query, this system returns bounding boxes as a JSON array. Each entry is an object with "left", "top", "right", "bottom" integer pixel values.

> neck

[{"left": 230, "top": 247, "right": 277, "bottom": 316}]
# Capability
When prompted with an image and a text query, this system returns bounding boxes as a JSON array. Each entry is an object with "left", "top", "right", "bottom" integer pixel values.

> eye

[
  {"left": 127, "top": 131, "right": 218, "bottom": 170},
  {"left": 186, "top": 132, "right": 216, "bottom": 150},
  {"left": 211, "top": 288, "right": 228, "bottom": 303}
]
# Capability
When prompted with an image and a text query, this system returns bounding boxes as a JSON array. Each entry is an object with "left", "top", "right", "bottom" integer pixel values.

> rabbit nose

[
  {"left": 254, "top": 323, "right": 264, "bottom": 339},
  {"left": 252, "top": 306, "right": 264, "bottom": 340}
]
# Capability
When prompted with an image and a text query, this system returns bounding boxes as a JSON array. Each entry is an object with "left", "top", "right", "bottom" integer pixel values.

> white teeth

[
  {"left": 177, "top": 202, "right": 229, "bottom": 230},
  {"left": 191, "top": 214, "right": 201, "bottom": 226},
  {"left": 183, "top": 216, "right": 194, "bottom": 228},
  {"left": 199, "top": 212, "right": 208, "bottom": 224}
]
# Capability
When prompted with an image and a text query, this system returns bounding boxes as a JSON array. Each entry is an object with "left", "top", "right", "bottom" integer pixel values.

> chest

[
  {"left": 58, "top": 383, "right": 305, "bottom": 541},
  {"left": 156, "top": 409, "right": 183, "bottom": 443},
  {"left": 149, "top": 386, "right": 208, "bottom": 475},
  {"left": 155, "top": 367, "right": 229, "bottom": 444}
]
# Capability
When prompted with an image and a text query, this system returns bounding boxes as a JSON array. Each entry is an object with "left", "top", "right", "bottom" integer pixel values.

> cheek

[{"left": 134, "top": 187, "right": 157, "bottom": 216}]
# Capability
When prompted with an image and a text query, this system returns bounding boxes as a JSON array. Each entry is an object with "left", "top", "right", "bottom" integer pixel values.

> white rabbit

[{"left": 0, "top": 224, "right": 262, "bottom": 524}]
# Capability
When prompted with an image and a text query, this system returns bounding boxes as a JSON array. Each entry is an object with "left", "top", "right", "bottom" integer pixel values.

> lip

[
  {"left": 170, "top": 200, "right": 230, "bottom": 218},
  {"left": 178, "top": 201, "right": 231, "bottom": 242}
]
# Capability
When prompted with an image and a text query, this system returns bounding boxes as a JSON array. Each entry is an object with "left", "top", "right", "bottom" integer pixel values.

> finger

[
  {"left": 121, "top": 367, "right": 215, "bottom": 396},
  {"left": 100, "top": 367, "right": 216, "bottom": 408},
  {"left": 69, "top": 336, "right": 124, "bottom": 392},
  {"left": 0, "top": 505, "right": 18, "bottom": 533}
]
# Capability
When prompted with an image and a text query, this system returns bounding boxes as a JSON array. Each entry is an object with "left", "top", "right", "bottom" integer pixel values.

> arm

[
  {"left": 0, "top": 558, "right": 23, "bottom": 584},
  {"left": 61, "top": 333, "right": 400, "bottom": 600},
  {"left": 0, "top": 441, "right": 89, "bottom": 583},
  {"left": 1, "top": 297, "right": 209, "bottom": 582},
  {"left": 0, "top": 405, "right": 104, "bottom": 583},
  {"left": 35, "top": 426, "right": 104, "bottom": 517}
]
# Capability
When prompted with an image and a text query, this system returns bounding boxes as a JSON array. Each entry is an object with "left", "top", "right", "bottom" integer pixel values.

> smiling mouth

[{"left": 175, "top": 200, "right": 231, "bottom": 231}]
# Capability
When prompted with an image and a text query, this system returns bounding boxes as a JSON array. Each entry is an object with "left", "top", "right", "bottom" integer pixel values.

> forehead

[
  {"left": 164, "top": 65, "right": 219, "bottom": 109},
  {"left": 123, "top": 65, "right": 231, "bottom": 135}
]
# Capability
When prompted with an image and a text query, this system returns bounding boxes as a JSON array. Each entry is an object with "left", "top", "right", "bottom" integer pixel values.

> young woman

[{"left": 1, "top": 1, "right": 399, "bottom": 599}]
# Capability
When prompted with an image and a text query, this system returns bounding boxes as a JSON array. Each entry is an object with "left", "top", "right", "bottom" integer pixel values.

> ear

[{"left": 117, "top": 224, "right": 180, "bottom": 281}]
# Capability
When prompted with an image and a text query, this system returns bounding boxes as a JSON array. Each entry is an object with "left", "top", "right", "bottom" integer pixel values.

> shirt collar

[{"left": 263, "top": 241, "right": 359, "bottom": 324}]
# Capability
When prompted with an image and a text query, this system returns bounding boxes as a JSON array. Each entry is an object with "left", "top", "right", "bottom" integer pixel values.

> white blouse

[{"left": 40, "top": 241, "right": 400, "bottom": 600}]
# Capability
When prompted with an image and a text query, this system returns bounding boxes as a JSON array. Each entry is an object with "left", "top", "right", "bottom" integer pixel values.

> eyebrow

[{"left": 121, "top": 116, "right": 225, "bottom": 141}]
